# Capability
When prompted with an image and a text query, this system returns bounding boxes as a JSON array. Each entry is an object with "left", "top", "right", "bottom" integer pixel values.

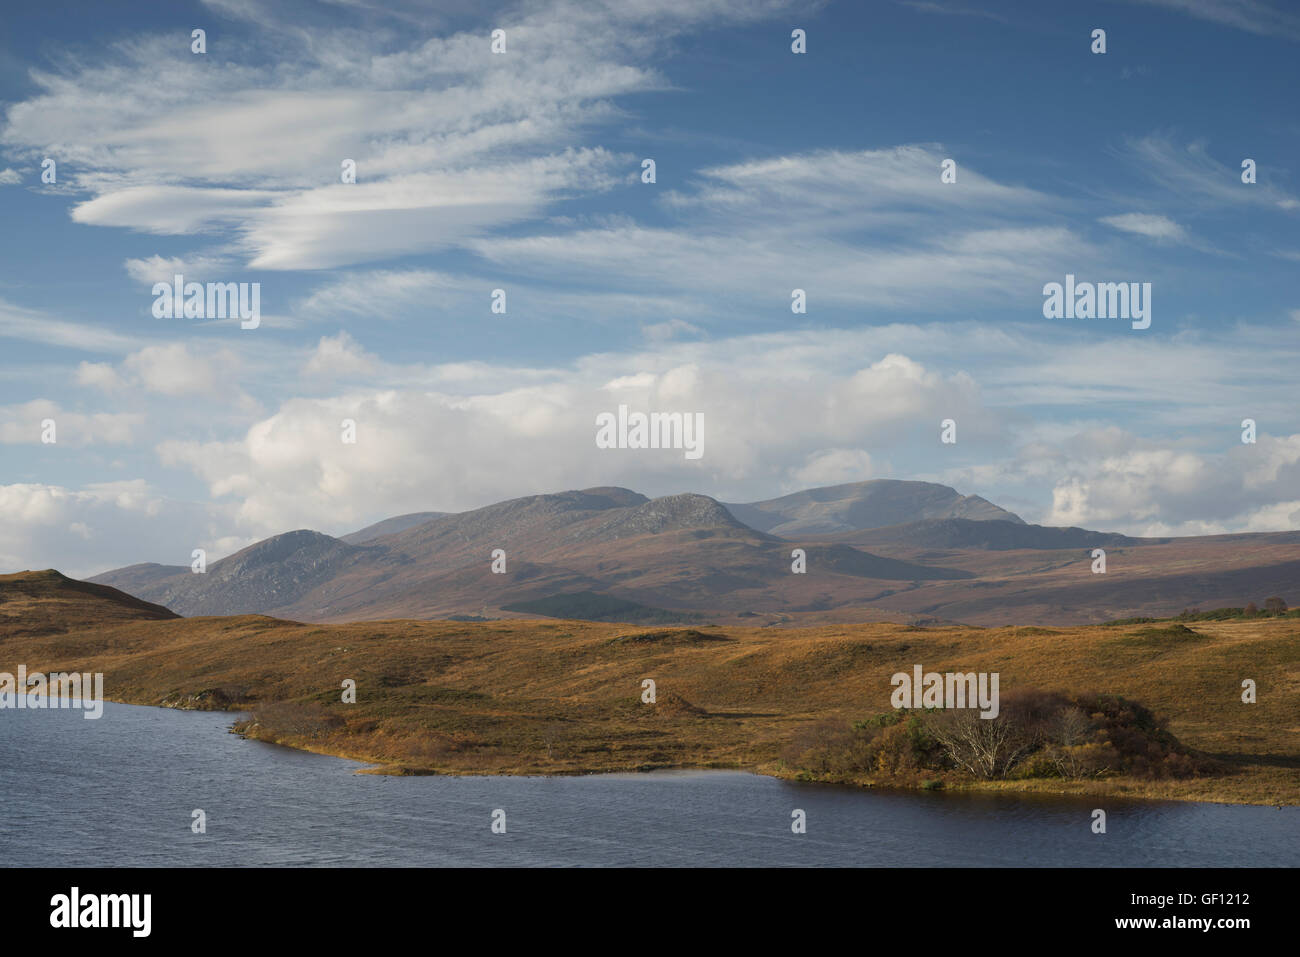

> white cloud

[
  {"left": 1099, "top": 212, "right": 1192, "bottom": 243},
  {"left": 148, "top": 339, "right": 988, "bottom": 536},
  {"left": 669, "top": 146, "right": 1049, "bottom": 221},
  {"left": 74, "top": 361, "right": 125, "bottom": 391},
  {"left": 123, "top": 253, "right": 235, "bottom": 285},
  {"left": 0, "top": 297, "right": 140, "bottom": 354},
  {"left": 4, "top": 1, "right": 793, "bottom": 271},
  {"left": 0, "top": 400, "right": 140, "bottom": 446},
  {"left": 0, "top": 480, "right": 248, "bottom": 578},
  {"left": 791, "top": 448, "right": 875, "bottom": 486},
  {"left": 1120, "top": 134, "right": 1300, "bottom": 211},
  {"left": 948, "top": 427, "right": 1300, "bottom": 534},
  {"left": 295, "top": 269, "right": 469, "bottom": 319},
  {"left": 72, "top": 186, "right": 278, "bottom": 234},
  {"left": 303, "top": 331, "right": 379, "bottom": 378},
  {"left": 6, "top": 317, "right": 1300, "bottom": 571},
  {"left": 121, "top": 343, "right": 239, "bottom": 396},
  {"left": 641, "top": 319, "right": 704, "bottom": 342}
]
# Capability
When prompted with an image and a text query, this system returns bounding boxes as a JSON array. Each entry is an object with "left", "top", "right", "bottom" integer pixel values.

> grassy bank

[{"left": 4, "top": 604, "right": 1297, "bottom": 805}]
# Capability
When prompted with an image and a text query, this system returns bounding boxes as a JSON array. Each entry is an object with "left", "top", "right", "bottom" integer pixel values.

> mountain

[
  {"left": 340, "top": 512, "right": 448, "bottom": 545},
  {"left": 112, "top": 529, "right": 385, "bottom": 619},
  {"left": 725, "top": 479, "right": 1024, "bottom": 536},
  {"left": 84, "top": 480, "right": 1300, "bottom": 627},
  {"left": 0, "top": 569, "right": 178, "bottom": 637},
  {"left": 89, "top": 486, "right": 969, "bottom": 623}
]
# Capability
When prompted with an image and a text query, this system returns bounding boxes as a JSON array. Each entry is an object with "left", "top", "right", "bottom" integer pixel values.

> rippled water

[{"left": 1, "top": 701, "right": 1294, "bottom": 866}]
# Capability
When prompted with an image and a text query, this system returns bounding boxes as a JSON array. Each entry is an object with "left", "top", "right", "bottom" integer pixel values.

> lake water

[{"left": 1, "top": 702, "right": 1294, "bottom": 866}]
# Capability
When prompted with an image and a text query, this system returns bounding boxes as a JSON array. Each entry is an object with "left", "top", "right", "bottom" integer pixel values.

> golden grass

[{"left": 4, "top": 613, "right": 1297, "bottom": 804}]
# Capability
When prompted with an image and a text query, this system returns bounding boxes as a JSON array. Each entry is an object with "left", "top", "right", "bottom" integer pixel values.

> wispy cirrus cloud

[
  {"left": 0, "top": 297, "right": 141, "bottom": 354},
  {"left": 1118, "top": 134, "right": 1300, "bottom": 210},
  {"left": 1, "top": 0, "right": 804, "bottom": 272},
  {"left": 1099, "top": 212, "right": 1192, "bottom": 243},
  {"left": 1127, "top": 0, "right": 1300, "bottom": 41}
]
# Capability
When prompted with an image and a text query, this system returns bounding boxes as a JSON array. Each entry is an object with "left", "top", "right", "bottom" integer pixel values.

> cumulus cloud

[
  {"left": 0, "top": 400, "right": 140, "bottom": 446},
  {"left": 121, "top": 343, "right": 240, "bottom": 397},
  {"left": 949, "top": 427, "right": 1300, "bottom": 535},
  {"left": 146, "top": 341, "right": 990, "bottom": 536},
  {"left": 74, "top": 361, "right": 125, "bottom": 392},
  {"left": 303, "top": 331, "right": 380, "bottom": 378},
  {"left": 0, "top": 481, "right": 249, "bottom": 578},
  {"left": 791, "top": 449, "right": 875, "bottom": 486},
  {"left": 6, "top": 316, "right": 1300, "bottom": 571}
]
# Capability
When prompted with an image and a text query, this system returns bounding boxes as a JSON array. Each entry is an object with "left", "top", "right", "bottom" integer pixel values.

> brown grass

[{"left": 3, "top": 597, "right": 1297, "bottom": 804}]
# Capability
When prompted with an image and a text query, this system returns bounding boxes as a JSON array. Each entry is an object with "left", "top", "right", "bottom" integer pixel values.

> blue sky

[{"left": 1, "top": 0, "right": 1298, "bottom": 576}]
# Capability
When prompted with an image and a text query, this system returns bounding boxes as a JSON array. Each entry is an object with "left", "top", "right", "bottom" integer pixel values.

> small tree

[
  {"left": 543, "top": 721, "right": 564, "bottom": 761},
  {"left": 1243, "top": 602, "right": 1258, "bottom": 617},
  {"left": 922, "top": 708, "right": 1036, "bottom": 780},
  {"left": 1264, "top": 596, "right": 1288, "bottom": 615}
]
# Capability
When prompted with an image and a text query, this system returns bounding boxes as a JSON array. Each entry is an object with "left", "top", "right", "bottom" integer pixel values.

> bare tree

[
  {"left": 922, "top": 709, "right": 1034, "bottom": 779},
  {"left": 1053, "top": 706, "right": 1092, "bottom": 747}
]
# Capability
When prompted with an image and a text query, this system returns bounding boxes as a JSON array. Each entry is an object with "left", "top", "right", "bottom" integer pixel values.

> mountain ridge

[{"left": 82, "top": 479, "right": 1300, "bottom": 627}]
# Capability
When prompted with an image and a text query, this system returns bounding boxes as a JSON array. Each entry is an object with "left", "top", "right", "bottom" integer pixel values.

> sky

[{"left": 1, "top": 0, "right": 1298, "bottom": 577}]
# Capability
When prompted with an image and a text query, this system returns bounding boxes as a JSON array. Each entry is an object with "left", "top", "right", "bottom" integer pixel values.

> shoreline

[
  {"left": 10, "top": 693, "right": 1294, "bottom": 808},
  {"left": 7, "top": 612, "right": 1296, "bottom": 810},
  {"left": 212, "top": 701, "right": 1292, "bottom": 808}
]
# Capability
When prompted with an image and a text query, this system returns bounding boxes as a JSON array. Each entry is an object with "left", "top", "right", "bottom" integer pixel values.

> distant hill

[
  {"left": 725, "top": 479, "right": 1024, "bottom": 536},
  {"left": 0, "top": 569, "right": 178, "bottom": 637}
]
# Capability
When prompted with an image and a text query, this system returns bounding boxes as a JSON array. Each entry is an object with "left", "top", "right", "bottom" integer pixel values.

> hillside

[
  {"left": 3, "top": 584, "right": 1296, "bottom": 806},
  {"left": 0, "top": 569, "right": 179, "bottom": 637},
  {"left": 340, "top": 512, "right": 449, "bottom": 545}
]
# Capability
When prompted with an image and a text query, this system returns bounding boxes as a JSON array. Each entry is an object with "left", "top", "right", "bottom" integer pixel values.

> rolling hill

[{"left": 4, "top": 576, "right": 1297, "bottom": 805}]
